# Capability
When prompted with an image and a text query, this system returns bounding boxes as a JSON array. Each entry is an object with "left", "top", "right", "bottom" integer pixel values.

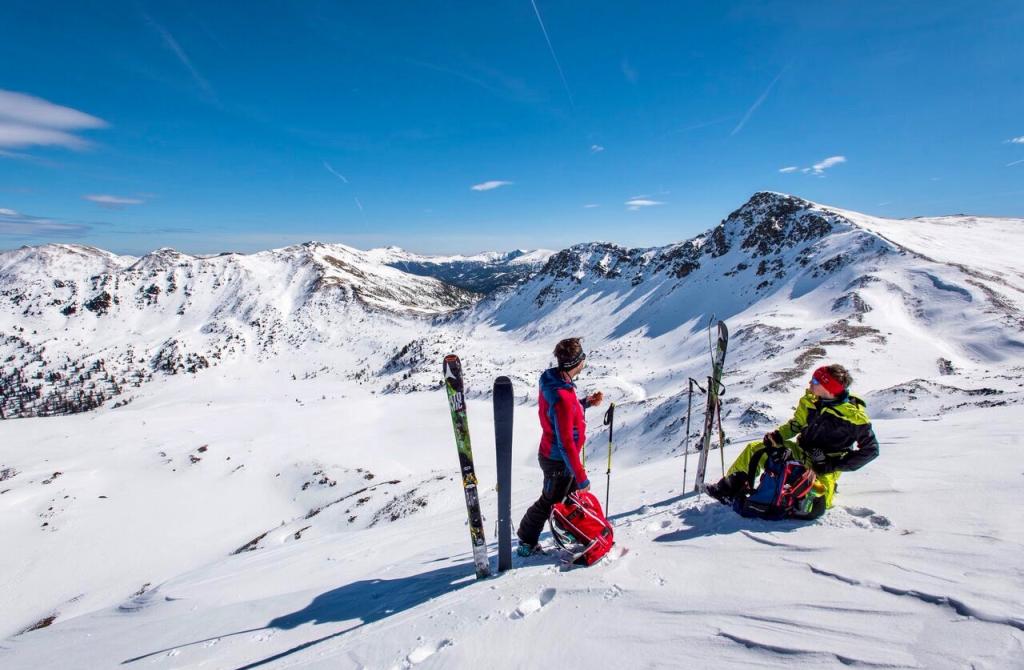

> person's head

[
  {"left": 809, "top": 364, "right": 852, "bottom": 399},
  {"left": 554, "top": 337, "right": 586, "bottom": 378}
]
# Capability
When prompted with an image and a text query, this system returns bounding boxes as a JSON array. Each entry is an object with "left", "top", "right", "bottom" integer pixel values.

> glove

[
  {"left": 763, "top": 430, "right": 783, "bottom": 449},
  {"left": 807, "top": 448, "right": 836, "bottom": 474}
]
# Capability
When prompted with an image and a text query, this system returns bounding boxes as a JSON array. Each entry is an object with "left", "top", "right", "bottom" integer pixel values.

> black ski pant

[{"left": 517, "top": 454, "right": 578, "bottom": 546}]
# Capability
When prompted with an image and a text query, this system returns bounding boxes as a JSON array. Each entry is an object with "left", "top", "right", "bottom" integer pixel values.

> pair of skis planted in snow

[
  {"left": 685, "top": 318, "right": 730, "bottom": 493},
  {"left": 442, "top": 355, "right": 514, "bottom": 578}
]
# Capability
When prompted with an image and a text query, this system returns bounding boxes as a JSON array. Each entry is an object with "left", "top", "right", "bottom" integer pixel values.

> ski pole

[
  {"left": 683, "top": 377, "right": 704, "bottom": 490},
  {"left": 603, "top": 402, "right": 615, "bottom": 513}
]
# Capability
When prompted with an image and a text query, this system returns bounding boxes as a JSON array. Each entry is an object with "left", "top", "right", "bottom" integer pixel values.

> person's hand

[
  {"left": 587, "top": 391, "right": 604, "bottom": 407},
  {"left": 763, "top": 430, "right": 783, "bottom": 449},
  {"left": 807, "top": 448, "right": 834, "bottom": 474}
]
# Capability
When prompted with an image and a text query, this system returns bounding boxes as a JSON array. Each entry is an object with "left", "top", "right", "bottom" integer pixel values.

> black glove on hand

[
  {"left": 763, "top": 431, "right": 783, "bottom": 449},
  {"left": 807, "top": 448, "right": 835, "bottom": 474}
]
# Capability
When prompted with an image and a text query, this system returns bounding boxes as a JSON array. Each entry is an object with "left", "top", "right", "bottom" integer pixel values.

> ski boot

[{"left": 705, "top": 472, "right": 749, "bottom": 506}]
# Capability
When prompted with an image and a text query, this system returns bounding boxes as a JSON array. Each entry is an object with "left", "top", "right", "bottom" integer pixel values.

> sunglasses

[{"left": 810, "top": 378, "right": 821, "bottom": 385}]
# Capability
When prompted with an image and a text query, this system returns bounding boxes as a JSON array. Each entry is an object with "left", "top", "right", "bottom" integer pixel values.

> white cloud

[
  {"left": 0, "top": 207, "right": 90, "bottom": 236},
  {"left": 0, "top": 90, "right": 105, "bottom": 129},
  {"left": 590, "top": 144, "right": 605, "bottom": 153},
  {"left": 0, "top": 124, "right": 93, "bottom": 149},
  {"left": 583, "top": 204, "right": 600, "bottom": 208},
  {"left": 812, "top": 155, "right": 846, "bottom": 173},
  {"left": 1007, "top": 136, "right": 1024, "bottom": 144},
  {"left": 783, "top": 155, "right": 847, "bottom": 176},
  {"left": 626, "top": 198, "right": 664, "bottom": 211},
  {"left": 1008, "top": 159, "right": 1024, "bottom": 167},
  {"left": 84, "top": 194, "right": 145, "bottom": 208},
  {"left": 0, "top": 90, "right": 106, "bottom": 151},
  {"left": 471, "top": 180, "right": 513, "bottom": 192}
]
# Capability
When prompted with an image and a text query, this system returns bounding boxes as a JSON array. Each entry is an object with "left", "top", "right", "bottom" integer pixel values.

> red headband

[{"left": 812, "top": 367, "right": 846, "bottom": 395}]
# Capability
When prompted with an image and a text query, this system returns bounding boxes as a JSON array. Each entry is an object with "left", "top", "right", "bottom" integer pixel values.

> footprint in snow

[
  {"left": 604, "top": 584, "right": 623, "bottom": 600},
  {"left": 510, "top": 588, "right": 556, "bottom": 619},
  {"left": 869, "top": 514, "right": 892, "bottom": 528},
  {"left": 406, "top": 639, "right": 452, "bottom": 666},
  {"left": 841, "top": 506, "right": 892, "bottom": 530},
  {"left": 646, "top": 519, "right": 672, "bottom": 532}
]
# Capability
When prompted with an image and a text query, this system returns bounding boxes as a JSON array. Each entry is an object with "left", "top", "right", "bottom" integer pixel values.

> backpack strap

[{"left": 746, "top": 446, "right": 768, "bottom": 484}]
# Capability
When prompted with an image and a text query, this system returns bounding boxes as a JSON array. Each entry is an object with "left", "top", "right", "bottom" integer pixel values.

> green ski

[{"left": 443, "top": 354, "right": 491, "bottom": 578}]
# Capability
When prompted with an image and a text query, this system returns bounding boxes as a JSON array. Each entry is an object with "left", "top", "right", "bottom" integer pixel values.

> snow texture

[{"left": 1, "top": 192, "right": 1023, "bottom": 668}]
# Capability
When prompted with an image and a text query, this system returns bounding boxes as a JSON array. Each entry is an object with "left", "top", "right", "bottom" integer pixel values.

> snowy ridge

[{"left": 2, "top": 192, "right": 1024, "bottom": 668}]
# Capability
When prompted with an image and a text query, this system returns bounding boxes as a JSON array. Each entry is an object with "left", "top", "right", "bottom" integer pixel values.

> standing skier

[
  {"left": 516, "top": 337, "right": 604, "bottom": 556},
  {"left": 706, "top": 364, "right": 879, "bottom": 512}
]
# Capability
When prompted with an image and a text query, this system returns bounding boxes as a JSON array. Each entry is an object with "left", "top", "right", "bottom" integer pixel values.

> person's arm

[
  {"left": 554, "top": 390, "right": 589, "bottom": 487},
  {"left": 776, "top": 392, "right": 814, "bottom": 441},
  {"left": 835, "top": 423, "right": 879, "bottom": 471}
]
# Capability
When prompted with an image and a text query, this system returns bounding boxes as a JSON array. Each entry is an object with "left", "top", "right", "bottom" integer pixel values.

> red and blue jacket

[{"left": 538, "top": 367, "right": 590, "bottom": 488}]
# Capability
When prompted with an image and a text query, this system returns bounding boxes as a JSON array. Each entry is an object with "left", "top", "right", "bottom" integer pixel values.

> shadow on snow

[
  {"left": 122, "top": 561, "right": 477, "bottom": 669},
  {"left": 653, "top": 503, "right": 813, "bottom": 543}
]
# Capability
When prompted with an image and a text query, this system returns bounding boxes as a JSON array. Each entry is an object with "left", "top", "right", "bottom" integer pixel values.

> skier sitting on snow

[
  {"left": 706, "top": 364, "right": 879, "bottom": 514},
  {"left": 516, "top": 337, "right": 604, "bottom": 556}
]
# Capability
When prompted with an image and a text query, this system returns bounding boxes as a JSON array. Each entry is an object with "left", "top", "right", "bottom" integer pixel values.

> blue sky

[{"left": 1, "top": 1, "right": 1022, "bottom": 255}]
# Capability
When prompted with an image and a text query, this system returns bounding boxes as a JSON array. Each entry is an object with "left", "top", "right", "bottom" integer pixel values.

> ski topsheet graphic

[
  {"left": 493, "top": 376, "right": 514, "bottom": 572},
  {"left": 443, "top": 354, "right": 491, "bottom": 579},
  {"left": 693, "top": 320, "right": 729, "bottom": 492}
]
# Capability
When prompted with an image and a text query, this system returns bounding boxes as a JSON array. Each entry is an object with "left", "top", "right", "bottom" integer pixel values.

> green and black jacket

[{"left": 778, "top": 391, "right": 880, "bottom": 472}]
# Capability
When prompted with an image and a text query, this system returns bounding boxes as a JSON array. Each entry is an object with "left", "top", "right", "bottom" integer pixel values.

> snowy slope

[{"left": 2, "top": 192, "right": 1023, "bottom": 668}]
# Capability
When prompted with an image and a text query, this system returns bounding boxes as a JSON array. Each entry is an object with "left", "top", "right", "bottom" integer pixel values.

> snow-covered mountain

[
  {"left": 5, "top": 192, "right": 1021, "bottom": 420},
  {"left": 0, "top": 241, "right": 477, "bottom": 417},
  {"left": 2, "top": 192, "right": 1023, "bottom": 668},
  {"left": 366, "top": 246, "right": 554, "bottom": 294}
]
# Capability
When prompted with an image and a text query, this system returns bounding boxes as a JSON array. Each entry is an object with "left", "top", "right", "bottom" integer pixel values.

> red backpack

[{"left": 548, "top": 491, "right": 615, "bottom": 565}]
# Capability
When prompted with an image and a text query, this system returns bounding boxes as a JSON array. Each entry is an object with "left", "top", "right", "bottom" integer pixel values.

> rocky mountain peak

[{"left": 718, "top": 191, "right": 851, "bottom": 258}]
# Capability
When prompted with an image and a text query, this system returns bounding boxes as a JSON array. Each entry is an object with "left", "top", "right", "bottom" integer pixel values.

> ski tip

[{"left": 443, "top": 354, "right": 462, "bottom": 380}]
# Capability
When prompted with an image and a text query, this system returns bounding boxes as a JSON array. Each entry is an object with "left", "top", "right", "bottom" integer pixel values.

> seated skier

[
  {"left": 706, "top": 364, "right": 879, "bottom": 512},
  {"left": 516, "top": 337, "right": 603, "bottom": 556}
]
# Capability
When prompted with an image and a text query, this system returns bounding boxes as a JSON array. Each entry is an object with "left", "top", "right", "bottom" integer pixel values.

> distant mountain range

[{"left": 2, "top": 191, "right": 1022, "bottom": 419}]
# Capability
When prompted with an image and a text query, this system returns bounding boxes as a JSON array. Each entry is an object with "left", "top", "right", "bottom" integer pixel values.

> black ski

[
  {"left": 493, "top": 376, "right": 514, "bottom": 572},
  {"left": 443, "top": 354, "right": 491, "bottom": 579},
  {"left": 694, "top": 320, "right": 729, "bottom": 492}
]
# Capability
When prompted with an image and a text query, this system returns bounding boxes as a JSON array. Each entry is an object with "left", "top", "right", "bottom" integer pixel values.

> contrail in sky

[
  {"left": 143, "top": 13, "right": 216, "bottom": 100},
  {"left": 323, "top": 161, "right": 349, "bottom": 183},
  {"left": 731, "top": 66, "right": 788, "bottom": 136},
  {"left": 529, "top": 0, "right": 575, "bottom": 109}
]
